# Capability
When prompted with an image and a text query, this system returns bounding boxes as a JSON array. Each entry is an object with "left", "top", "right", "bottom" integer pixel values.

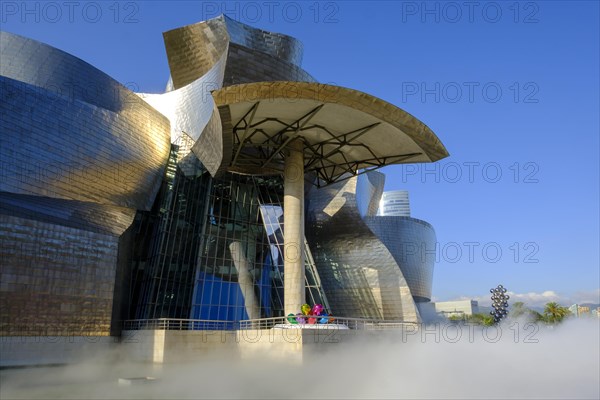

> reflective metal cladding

[
  {"left": 306, "top": 171, "right": 437, "bottom": 319},
  {"left": 306, "top": 173, "right": 420, "bottom": 322},
  {"left": 0, "top": 31, "right": 171, "bottom": 336},
  {"left": 141, "top": 15, "right": 316, "bottom": 177},
  {"left": 0, "top": 32, "right": 172, "bottom": 210},
  {"left": 364, "top": 216, "right": 436, "bottom": 303}
]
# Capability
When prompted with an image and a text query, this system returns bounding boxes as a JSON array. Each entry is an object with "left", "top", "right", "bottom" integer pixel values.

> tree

[
  {"left": 466, "top": 313, "right": 495, "bottom": 326},
  {"left": 529, "top": 309, "right": 544, "bottom": 322},
  {"left": 510, "top": 301, "right": 527, "bottom": 318},
  {"left": 543, "top": 302, "right": 571, "bottom": 323},
  {"left": 509, "top": 301, "right": 544, "bottom": 322}
]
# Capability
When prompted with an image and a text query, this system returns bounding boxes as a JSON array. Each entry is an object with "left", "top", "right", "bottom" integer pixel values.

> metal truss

[{"left": 229, "top": 102, "right": 423, "bottom": 187}]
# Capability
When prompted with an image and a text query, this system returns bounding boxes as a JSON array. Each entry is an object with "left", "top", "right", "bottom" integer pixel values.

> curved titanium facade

[
  {"left": 306, "top": 171, "right": 437, "bottom": 317},
  {"left": 356, "top": 169, "right": 385, "bottom": 217},
  {"left": 162, "top": 17, "right": 230, "bottom": 90},
  {"left": 0, "top": 32, "right": 171, "bottom": 210},
  {"left": 359, "top": 176, "right": 435, "bottom": 302},
  {"left": 222, "top": 15, "right": 314, "bottom": 85},
  {"left": 143, "top": 15, "right": 315, "bottom": 178},
  {"left": 223, "top": 16, "right": 304, "bottom": 66},
  {"left": 363, "top": 216, "right": 436, "bottom": 303},
  {"left": 141, "top": 17, "right": 230, "bottom": 175},
  {"left": 0, "top": 31, "right": 171, "bottom": 336},
  {"left": 141, "top": 63, "right": 227, "bottom": 175},
  {"left": 306, "top": 174, "right": 419, "bottom": 321},
  {"left": 223, "top": 42, "right": 315, "bottom": 86}
]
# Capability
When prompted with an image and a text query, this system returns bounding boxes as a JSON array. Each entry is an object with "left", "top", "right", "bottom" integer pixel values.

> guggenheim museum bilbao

[{"left": 0, "top": 16, "right": 448, "bottom": 361}]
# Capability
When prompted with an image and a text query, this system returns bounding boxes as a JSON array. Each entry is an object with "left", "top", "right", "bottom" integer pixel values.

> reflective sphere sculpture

[{"left": 490, "top": 284, "right": 510, "bottom": 323}]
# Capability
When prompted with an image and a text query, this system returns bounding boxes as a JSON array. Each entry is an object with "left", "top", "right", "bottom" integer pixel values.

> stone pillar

[
  {"left": 229, "top": 241, "right": 261, "bottom": 320},
  {"left": 284, "top": 138, "right": 305, "bottom": 317}
]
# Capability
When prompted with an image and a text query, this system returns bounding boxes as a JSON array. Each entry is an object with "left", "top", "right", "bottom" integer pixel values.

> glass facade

[
  {"left": 131, "top": 138, "right": 211, "bottom": 320},
  {"left": 378, "top": 191, "right": 411, "bottom": 217},
  {"left": 129, "top": 141, "right": 328, "bottom": 325}
]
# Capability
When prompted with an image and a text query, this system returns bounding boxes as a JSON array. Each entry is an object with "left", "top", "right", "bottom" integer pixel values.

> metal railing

[
  {"left": 122, "top": 319, "right": 238, "bottom": 331},
  {"left": 122, "top": 317, "right": 418, "bottom": 331},
  {"left": 239, "top": 316, "right": 418, "bottom": 330}
]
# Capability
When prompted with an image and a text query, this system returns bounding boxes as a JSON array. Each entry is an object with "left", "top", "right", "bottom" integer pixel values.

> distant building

[
  {"left": 568, "top": 304, "right": 592, "bottom": 317},
  {"left": 478, "top": 305, "right": 493, "bottom": 316},
  {"left": 432, "top": 300, "right": 480, "bottom": 318},
  {"left": 378, "top": 191, "right": 411, "bottom": 216},
  {"left": 578, "top": 306, "right": 590, "bottom": 315},
  {"left": 568, "top": 304, "right": 579, "bottom": 317}
]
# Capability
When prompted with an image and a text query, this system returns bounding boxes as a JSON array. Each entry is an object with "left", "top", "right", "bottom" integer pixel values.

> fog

[{"left": 1, "top": 318, "right": 598, "bottom": 399}]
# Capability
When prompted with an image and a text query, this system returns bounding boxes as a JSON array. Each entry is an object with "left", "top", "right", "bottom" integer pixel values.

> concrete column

[
  {"left": 284, "top": 138, "right": 305, "bottom": 317},
  {"left": 229, "top": 241, "right": 261, "bottom": 320}
]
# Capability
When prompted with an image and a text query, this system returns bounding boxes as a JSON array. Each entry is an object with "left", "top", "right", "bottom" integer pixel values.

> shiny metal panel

[
  {"left": 355, "top": 170, "right": 385, "bottom": 217},
  {"left": 140, "top": 48, "right": 227, "bottom": 175},
  {"left": 306, "top": 175, "right": 419, "bottom": 322},
  {"left": 223, "top": 43, "right": 315, "bottom": 86},
  {"left": 0, "top": 193, "right": 135, "bottom": 236},
  {"left": 223, "top": 15, "right": 304, "bottom": 66},
  {"left": 0, "top": 32, "right": 171, "bottom": 337},
  {"left": 364, "top": 216, "right": 436, "bottom": 302},
  {"left": 1, "top": 31, "right": 140, "bottom": 112},
  {"left": 154, "top": 15, "right": 314, "bottom": 176},
  {"left": 191, "top": 105, "right": 224, "bottom": 176},
  {"left": 162, "top": 17, "right": 230, "bottom": 90},
  {"left": 0, "top": 33, "right": 171, "bottom": 211},
  {"left": 0, "top": 215, "right": 118, "bottom": 336}
]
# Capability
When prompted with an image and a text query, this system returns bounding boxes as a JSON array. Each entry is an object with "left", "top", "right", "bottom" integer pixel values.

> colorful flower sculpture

[{"left": 286, "top": 303, "right": 332, "bottom": 325}]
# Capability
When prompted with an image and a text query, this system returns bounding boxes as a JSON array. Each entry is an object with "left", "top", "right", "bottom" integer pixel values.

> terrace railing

[{"left": 122, "top": 317, "right": 418, "bottom": 331}]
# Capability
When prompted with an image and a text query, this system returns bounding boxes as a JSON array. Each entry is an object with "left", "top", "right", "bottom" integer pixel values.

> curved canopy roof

[{"left": 213, "top": 81, "right": 449, "bottom": 186}]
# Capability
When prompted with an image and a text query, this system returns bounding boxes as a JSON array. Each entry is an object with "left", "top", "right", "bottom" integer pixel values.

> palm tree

[{"left": 543, "top": 302, "right": 570, "bottom": 323}]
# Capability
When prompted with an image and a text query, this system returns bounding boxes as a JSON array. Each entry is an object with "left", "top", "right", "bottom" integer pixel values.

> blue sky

[{"left": 2, "top": 1, "right": 598, "bottom": 306}]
